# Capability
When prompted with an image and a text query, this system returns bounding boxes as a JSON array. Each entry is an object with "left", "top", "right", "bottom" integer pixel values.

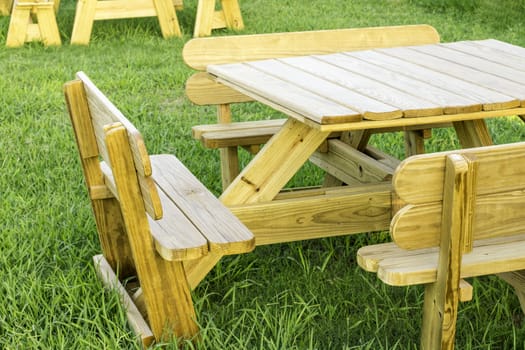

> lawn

[{"left": 1, "top": 0, "right": 525, "bottom": 348}]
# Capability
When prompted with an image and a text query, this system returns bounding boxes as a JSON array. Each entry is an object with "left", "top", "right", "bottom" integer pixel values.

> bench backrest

[
  {"left": 391, "top": 141, "right": 525, "bottom": 250},
  {"left": 183, "top": 24, "right": 440, "bottom": 105},
  {"left": 65, "top": 71, "right": 163, "bottom": 220}
]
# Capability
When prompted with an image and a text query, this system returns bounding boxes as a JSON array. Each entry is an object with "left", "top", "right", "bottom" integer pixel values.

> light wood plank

[
  {"left": 391, "top": 188, "right": 525, "bottom": 250},
  {"left": 475, "top": 39, "right": 525, "bottom": 60},
  {"left": 192, "top": 119, "right": 286, "bottom": 139},
  {"left": 446, "top": 40, "right": 525, "bottom": 72},
  {"left": 183, "top": 24, "right": 440, "bottom": 70},
  {"left": 151, "top": 155, "right": 255, "bottom": 255},
  {"left": 247, "top": 59, "right": 401, "bottom": 121},
  {"left": 310, "top": 140, "right": 396, "bottom": 184},
  {"left": 383, "top": 46, "right": 525, "bottom": 104},
  {"left": 93, "top": 255, "right": 154, "bottom": 348},
  {"left": 185, "top": 72, "right": 253, "bottom": 105},
  {"left": 348, "top": 49, "right": 518, "bottom": 112},
  {"left": 357, "top": 233, "right": 525, "bottom": 286},
  {"left": 393, "top": 141, "right": 525, "bottom": 204},
  {"left": 281, "top": 56, "right": 442, "bottom": 117},
  {"left": 318, "top": 53, "right": 483, "bottom": 115},
  {"left": 104, "top": 124, "right": 199, "bottom": 340},
  {"left": 208, "top": 63, "right": 362, "bottom": 125},
  {"left": 416, "top": 44, "right": 525, "bottom": 94},
  {"left": 229, "top": 183, "right": 392, "bottom": 245}
]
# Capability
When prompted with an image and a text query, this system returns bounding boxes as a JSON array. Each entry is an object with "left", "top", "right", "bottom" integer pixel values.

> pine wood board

[
  {"left": 317, "top": 53, "right": 483, "bottom": 115},
  {"left": 280, "top": 56, "right": 443, "bottom": 117},
  {"left": 208, "top": 63, "right": 363, "bottom": 125},
  {"left": 246, "top": 59, "right": 402, "bottom": 121},
  {"left": 229, "top": 183, "right": 392, "bottom": 245},
  {"left": 383, "top": 46, "right": 525, "bottom": 105},
  {"left": 345, "top": 49, "right": 518, "bottom": 112},
  {"left": 183, "top": 24, "right": 440, "bottom": 70},
  {"left": 151, "top": 155, "right": 255, "bottom": 255}
]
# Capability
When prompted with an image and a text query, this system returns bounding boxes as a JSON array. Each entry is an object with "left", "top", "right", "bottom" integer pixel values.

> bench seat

[
  {"left": 192, "top": 119, "right": 286, "bottom": 149},
  {"left": 358, "top": 233, "right": 525, "bottom": 286}
]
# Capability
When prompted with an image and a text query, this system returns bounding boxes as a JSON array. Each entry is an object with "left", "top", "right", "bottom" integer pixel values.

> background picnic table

[{"left": 1, "top": 0, "right": 525, "bottom": 348}]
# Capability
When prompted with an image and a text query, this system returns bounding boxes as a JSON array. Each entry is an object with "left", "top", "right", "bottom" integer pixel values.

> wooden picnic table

[{"left": 207, "top": 39, "right": 525, "bottom": 244}]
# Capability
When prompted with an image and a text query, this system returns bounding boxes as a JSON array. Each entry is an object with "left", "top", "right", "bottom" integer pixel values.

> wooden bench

[
  {"left": 70, "top": 0, "right": 243, "bottom": 45},
  {"left": 6, "top": 0, "right": 61, "bottom": 47},
  {"left": 64, "top": 71, "right": 254, "bottom": 346},
  {"left": 70, "top": 0, "right": 184, "bottom": 45},
  {"left": 183, "top": 24, "right": 445, "bottom": 190},
  {"left": 357, "top": 142, "right": 525, "bottom": 349}
]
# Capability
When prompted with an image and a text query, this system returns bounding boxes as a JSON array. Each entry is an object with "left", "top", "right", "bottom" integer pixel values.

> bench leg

[
  {"left": 220, "top": 0, "right": 243, "bottom": 30},
  {"left": 35, "top": 4, "right": 61, "bottom": 46},
  {"left": 498, "top": 271, "right": 525, "bottom": 315},
  {"left": 194, "top": 0, "right": 243, "bottom": 37},
  {"left": 194, "top": 0, "right": 215, "bottom": 37},
  {"left": 6, "top": 3, "right": 30, "bottom": 47},
  {"left": 153, "top": 0, "right": 182, "bottom": 38},
  {"left": 0, "top": 0, "right": 12, "bottom": 15},
  {"left": 71, "top": 0, "right": 97, "bottom": 45}
]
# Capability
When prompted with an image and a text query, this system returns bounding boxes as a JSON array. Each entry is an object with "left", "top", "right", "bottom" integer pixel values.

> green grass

[{"left": 1, "top": 0, "right": 525, "bottom": 348}]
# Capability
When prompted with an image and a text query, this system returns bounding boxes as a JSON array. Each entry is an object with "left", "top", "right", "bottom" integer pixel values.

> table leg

[
  {"left": 453, "top": 119, "right": 493, "bottom": 148},
  {"left": 220, "top": 118, "right": 330, "bottom": 205},
  {"left": 0, "top": 0, "right": 12, "bottom": 15}
]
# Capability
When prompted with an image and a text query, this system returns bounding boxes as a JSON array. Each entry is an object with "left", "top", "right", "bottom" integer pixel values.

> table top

[{"left": 208, "top": 39, "right": 525, "bottom": 131}]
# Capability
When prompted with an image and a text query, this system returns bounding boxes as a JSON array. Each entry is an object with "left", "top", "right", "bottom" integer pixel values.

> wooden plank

[
  {"left": 185, "top": 72, "right": 253, "bottom": 105},
  {"left": 208, "top": 63, "right": 362, "bottom": 125},
  {"left": 220, "top": 118, "right": 331, "bottom": 205},
  {"left": 78, "top": 72, "right": 153, "bottom": 178},
  {"left": 383, "top": 46, "right": 525, "bottom": 104},
  {"left": 446, "top": 40, "right": 525, "bottom": 72},
  {"left": 36, "top": 5, "right": 61, "bottom": 46},
  {"left": 153, "top": 0, "right": 181, "bottom": 38},
  {"left": 71, "top": 0, "right": 97, "bottom": 45},
  {"left": 104, "top": 125, "right": 199, "bottom": 340},
  {"left": 314, "top": 107, "right": 525, "bottom": 133},
  {"left": 347, "top": 49, "right": 518, "bottom": 112},
  {"left": 151, "top": 155, "right": 255, "bottom": 255},
  {"left": 200, "top": 126, "right": 281, "bottom": 148},
  {"left": 94, "top": 0, "right": 157, "bottom": 20},
  {"left": 309, "top": 140, "right": 396, "bottom": 184},
  {"left": 93, "top": 255, "right": 155, "bottom": 348},
  {"left": 220, "top": 0, "right": 243, "bottom": 30},
  {"left": 318, "top": 53, "right": 483, "bottom": 115},
  {"left": 357, "top": 233, "right": 525, "bottom": 286},
  {"left": 420, "top": 154, "right": 469, "bottom": 350},
  {"left": 415, "top": 44, "right": 525, "bottom": 95},
  {"left": 247, "top": 59, "right": 403, "bottom": 121},
  {"left": 0, "top": 0, "right": 12, "bottom": 15},
  {"left": 392, "top": 187, "right": 525, "bottom": 250},
  {"left": 475, "top": 39, "right": 525, "bottom": 60},
  {"left": 229, "top": 183, "right": 392, "bottom": 245},
  {"left": 192, "top": 119, "right": 286, "bottom": 139},
  {"left": 183, "top": 24, "right": 440, "bottom": 70},
  {"left": 281, "top": 56, "right": 442, "bottom": 117},
  {"left": 393, "top": 141, "right": 525, "bottom": 204}
]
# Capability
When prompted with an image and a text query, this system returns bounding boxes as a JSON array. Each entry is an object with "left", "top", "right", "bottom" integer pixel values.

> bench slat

[
  {"left": 357, "top": 233, "right": 525, "bottom": 286},
  {"left": 393, "top": 141, "right": 525, "bottom": 204},
  {"left": 101, "top": 161, "right": 209, "bottom": 261},
  {"left": 151, "top": 155, "right": 255, "bottom": 255}
]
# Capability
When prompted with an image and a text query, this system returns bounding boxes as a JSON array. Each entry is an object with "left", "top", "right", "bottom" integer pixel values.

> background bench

[
  {"left": 183, "top": 24, "right": 446, "bottom": 190},
  {"left": 65, "top": 71, "right": 254, "bottom": 345},
  {"left": 358, "top": 142, "right": 525, "bottom": 349}
]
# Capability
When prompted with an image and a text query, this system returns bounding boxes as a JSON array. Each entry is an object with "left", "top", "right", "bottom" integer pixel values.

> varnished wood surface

[{"left": 208, "top": 39, "right": 525, "bottom": 127}]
